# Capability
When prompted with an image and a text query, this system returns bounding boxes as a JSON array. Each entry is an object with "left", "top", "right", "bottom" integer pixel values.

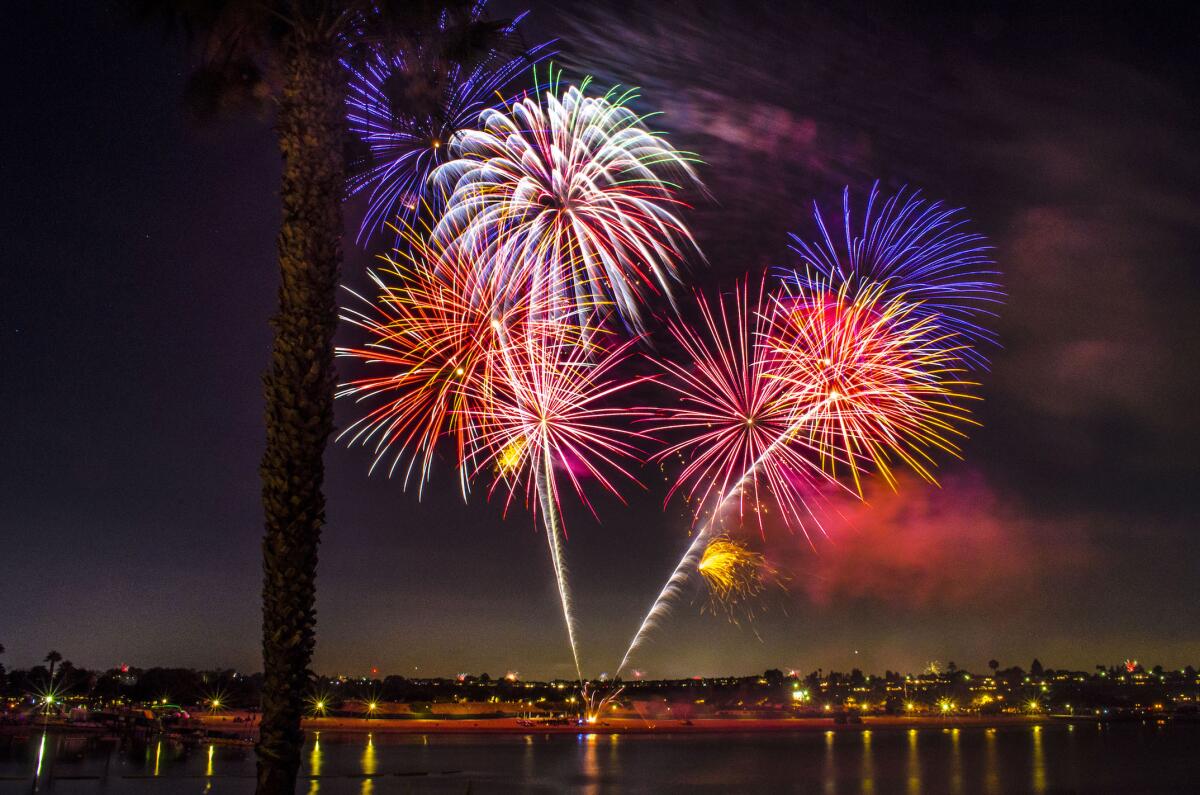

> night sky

[{"left": 3, "top": 1, "right": 1198, "bottom": 680}]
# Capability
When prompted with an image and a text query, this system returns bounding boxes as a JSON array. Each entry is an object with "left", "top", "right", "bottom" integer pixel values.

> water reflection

[
  {"left": 361, "top": 733, "right": 376, "bottom": 794},
  {"left": 33, "top": 731, "right": 47, "bottom": 791},
  {"left": 523, "top": 733, "right": 534, "bottom": 782},
  {"left": 2, "top": 722, "right": 1196, "bottom": 792},
  {"left": 860, "top": 730, "right": 874, "bottom": 795},
  {"left": 202, "top": 743, "right": 216, "bottom": 793},
  {"left": 823, "top": 730, "right": 835, "bottom": 795},
  {"left": 948, "top": 727, "right": 962, "bottom": 795},
  {"left": 581, "top": 732, "right": 600, "bottom": 795},
  {"left": 608, "top": 732, "right": 621, "bottom": 782},
  {"left": 308, "top": 733, "right": 322, "bottom": 794},
  {"left": 1032, "top": 725, "right": 1046, "bottom": 793},
  {"left": 906, "top": 729, "right": 920, "bottom": 795},
  {"left": 984, "top": 728, "right": 1000, "bottom": 794}
]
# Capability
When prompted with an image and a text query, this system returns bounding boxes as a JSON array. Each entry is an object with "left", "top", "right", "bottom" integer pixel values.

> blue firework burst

[
  {"left": 780, "top": 182, "right": 1003, "bottom": 368},
  {"left": 344, "top": 4, "right": 553, "bottom": 245}
]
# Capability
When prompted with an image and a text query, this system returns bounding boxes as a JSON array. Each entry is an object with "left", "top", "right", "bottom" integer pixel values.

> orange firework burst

[
  {"left": 764, "top": 275, "right": 978, "bottom": 493},
  {"left": 336, "top": 223, "right": 551, "bottom": 494}
]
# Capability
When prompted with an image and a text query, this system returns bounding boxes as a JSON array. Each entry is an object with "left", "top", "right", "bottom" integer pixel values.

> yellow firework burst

[{"left": 697, "top": 536, "right": 773, "bottom": 610}]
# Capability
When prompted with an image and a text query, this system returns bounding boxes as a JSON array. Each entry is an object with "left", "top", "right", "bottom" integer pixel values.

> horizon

[{"left": 3, "top": 652, "right": 1194, "bottom": 683}]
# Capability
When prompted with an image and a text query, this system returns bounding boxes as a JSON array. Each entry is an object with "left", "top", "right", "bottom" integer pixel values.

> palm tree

[
  {"left": 44, "top": 650, "right": 62, "bottom": 681},
  {"left": 139, "top": 3, "right": 537, "bottom": 792}
]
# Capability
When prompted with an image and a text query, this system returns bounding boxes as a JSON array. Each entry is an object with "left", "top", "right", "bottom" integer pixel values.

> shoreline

[{"left": 249, "top": 714, "right": 1055, "bottom": 736}]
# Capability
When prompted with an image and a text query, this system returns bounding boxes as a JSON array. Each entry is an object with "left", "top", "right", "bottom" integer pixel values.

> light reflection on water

[
  {"left": 581, "top": 732, "right": 599, "bottom": 795},
  {"left": 308, "top": 733, "right": 322, "bottom": 794},
  {"left": 361, "top": 733, "right": 376, "bottom": 794},
  {"left": 984, "top": 728, "right": 999, "bottom": 794},
  {"left": 1032, "top": 724, "right": 1046, "bottom": 793},
  {"left": 906, "top": 728, "right": 920, "bottom": 795},
  {"left": 948, "top": 727, "right": 962, "bottom": 795},
  {"left": 860, "top": 729, "right": 874, "bottom": 795},
  {"left": 6, "top": 723, "right": 1198, "bottom": 793}
]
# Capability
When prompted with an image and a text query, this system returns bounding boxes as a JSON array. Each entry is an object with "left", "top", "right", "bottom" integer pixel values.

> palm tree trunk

[{"left": 256, "top": 32, "right": 344, "bottom": 795}]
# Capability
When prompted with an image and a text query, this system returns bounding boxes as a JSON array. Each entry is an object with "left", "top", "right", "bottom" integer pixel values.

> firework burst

[
  {"left": 782, "top": 183, "right": 1002, "bottom": 367},
  {"left": 431, "top": 75, "right": 702, "bottom": 329},
  {"left": 651, "top": 280, "right": 836, "bottom": 538},
  {"left": 465, "top": 327, "right": 649, "bottom": 516},
  {"left": 697, "top": 535, "right": 773, "bottom": 609},
  {"left": 464, "top": 327, "right": 649, "bottom": 681},
  {"left": 764, "top": 275, "right": 979, "bottom": 493},
  {"left": 344, "top": 4, "right": 553, "bottom": 243},
  {"left": 336, "top": 223, "right": 546, "bottom": 495},
  {"left": 619, "top": 275, "right": 981, "bottom": 674}
]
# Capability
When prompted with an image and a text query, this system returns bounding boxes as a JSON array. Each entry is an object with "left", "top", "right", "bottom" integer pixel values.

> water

[{"left": 2, "top": 723, "right": 1198, "bottom": 793}]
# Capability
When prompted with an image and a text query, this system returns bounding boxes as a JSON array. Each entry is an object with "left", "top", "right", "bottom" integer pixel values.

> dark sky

[{"left": 2, "top": 1, "right": 1198, "bottom": 680}]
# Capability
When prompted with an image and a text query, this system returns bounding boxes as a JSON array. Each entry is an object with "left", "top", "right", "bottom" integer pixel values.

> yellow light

[
  {"left": 905, "top": 702, "right": 915, "bottom": 711},
  {"left": 697, "top": 536, "right": 769, "bottom": 606},
  {"left": 498, "top": 438, "right": 526, "bottom": 474}
]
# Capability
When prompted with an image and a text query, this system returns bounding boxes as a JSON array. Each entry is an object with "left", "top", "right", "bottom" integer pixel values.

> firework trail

[
  {"left": 781, "top": 183, "right": 1002, "bottom": 367},
  {"left": 431, "top": 74, "right": 702, "bottom": 330},
  {"left": 412, "top": 75, "right": 699, "bottom": 675},
  {"left": 342, "top": 74, "right": 697, "bottom": 678},
  {"left": 344, "top": 4, "right": 553, "bottom": 244},
  {"left": 616, "top": 401, "right": 831, "bottom": 675},
  {"left": 618, "top": 277, "right": 978, "bottom": 673},
  {"left": 466, "top": 326, "right": 649, "bottom": 680},
  {"left": 341, "top": 261, "right": 645, "bottom": 678}
]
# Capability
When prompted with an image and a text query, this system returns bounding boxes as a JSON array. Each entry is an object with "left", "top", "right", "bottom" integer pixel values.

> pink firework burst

[
  {"left": 466, "top": 324, "right": 650, "bottom": 519},
  {"left": 650, "top": 279, "right": 837, "bottom": 539}
]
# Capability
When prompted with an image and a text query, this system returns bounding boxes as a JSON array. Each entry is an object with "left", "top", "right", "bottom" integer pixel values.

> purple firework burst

[
  {"left": 344, "top": 3, "right": 553, "bottom": 245},
  {"left": 781, "top": 182, "right": 1003, "bottom": 369}
]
